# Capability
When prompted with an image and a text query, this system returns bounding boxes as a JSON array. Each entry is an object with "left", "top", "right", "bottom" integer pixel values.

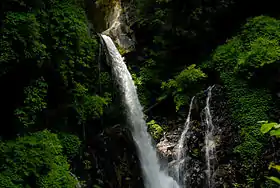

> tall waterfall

[
  {"left": 174, "top": 97, "right": 195, "bottom": 187},
  {"left": 204, "top": 86, "right": 215, "bottom": 188},
  {"left": 101, "top": 34, "right": 180, "bottom": 188}
]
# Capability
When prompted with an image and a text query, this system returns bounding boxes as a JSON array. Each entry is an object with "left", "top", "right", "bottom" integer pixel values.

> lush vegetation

[
  {"left": 130, "top": 2, "right": 280, "bottom": 186},
  {"left": 0, "top": 130, "right": 78, "bottom": 187},
  {"left": 0, "top": 0, "right": 115, "bottom": 187},
  {"left": 200, "top": 16, "right": 280, "bottom": 187},
  {"left": 1, "top": 0, "right": 280, "bottom": 187}
]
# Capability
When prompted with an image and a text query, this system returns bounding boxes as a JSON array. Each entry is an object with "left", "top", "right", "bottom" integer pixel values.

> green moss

[
  {"left": 218, "top": 60, "right": 271, "bottom": 185},
  {"left": 208, "top": 16, "right": 280, "bottom": 185},
  {"left": 147, "top": 120, "right": 164, "bottom": 141}
]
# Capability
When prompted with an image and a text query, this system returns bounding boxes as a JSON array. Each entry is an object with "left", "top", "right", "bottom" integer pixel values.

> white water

[
  {"left": 101, "top": 34, "right": 180, "bottom": 188},
  {"left": 174, "top": 97, "right": 195, "bottom": 187},
  {"left": 204, "top": 86, "right": 215, "bottom": 188}
]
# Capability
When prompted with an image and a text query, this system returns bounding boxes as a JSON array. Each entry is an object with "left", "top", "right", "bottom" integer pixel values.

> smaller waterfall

[
  {"left": 204, "top": 86, "right": 215, "bottom": 188},
  {"left": 174, "top": 97, "right": 195, "bottom": 187}
]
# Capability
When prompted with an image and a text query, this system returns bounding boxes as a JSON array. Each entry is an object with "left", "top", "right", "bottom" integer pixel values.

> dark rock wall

[{"left": 157, "top": 85, "right": 238, "bottom": 188}]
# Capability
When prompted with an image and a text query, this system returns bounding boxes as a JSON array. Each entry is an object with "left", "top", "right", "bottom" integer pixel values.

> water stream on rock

[
  {"left": 101, "top": 34, "right": 180, "bottom": 188},
  {"left": 204, "top": 86, "right": 215, "bottom": 188},
  {"left": 174, "top": 97, "right": 195, "bottom": 187}
]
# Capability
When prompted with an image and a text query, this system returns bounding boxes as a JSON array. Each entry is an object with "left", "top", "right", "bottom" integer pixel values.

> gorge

[{"left": 1, "top": 0, "right": 280, "bottom": 187}]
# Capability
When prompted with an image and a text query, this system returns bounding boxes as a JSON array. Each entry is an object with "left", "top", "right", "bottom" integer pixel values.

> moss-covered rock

[{"left": 147, "top": 120, "right": 164, "bottom": 141}]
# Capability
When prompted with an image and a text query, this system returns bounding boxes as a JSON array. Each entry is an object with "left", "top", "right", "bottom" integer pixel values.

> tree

[{"left": 0, "top": 130, "right": 78, "bottom": 187}]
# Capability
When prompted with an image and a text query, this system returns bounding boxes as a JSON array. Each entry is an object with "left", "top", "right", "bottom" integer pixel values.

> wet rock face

[
  {"left": 156, "top": 119, "right": 206, "bottom": 187},
  {"left": 185, "top": 119, "right": 206, "bottom": 187},
  {"left": 87, "top": 125, "right": 144, "bottom": 188},
  {"left": 156, "top": 85, "right": 238, "bottom": 188},
  {"left": 86, "top": 0, "right": 135, "bottom": 50},
  {"left": 157, "top": 128, "right": 182, "bottom": 161},
  {"left": 102, "top": 1, "right": 135, "bottom": 50},
  {"left": 209, "top": 86, "right": 238, "bottom": 187}
]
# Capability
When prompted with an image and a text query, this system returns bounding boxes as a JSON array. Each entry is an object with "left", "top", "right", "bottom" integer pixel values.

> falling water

[
  {"left": 204, "top": 86, "right": 215, "bottom": 188},
  {"left": 174, "top": 97, "right": 195, "bottom": 187},
  {"left": 101, "top": 34, "right": 180, "bottom": 188}
]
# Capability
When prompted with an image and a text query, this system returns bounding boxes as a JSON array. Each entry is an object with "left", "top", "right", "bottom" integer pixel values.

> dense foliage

[
  {"left": 0, "top": 130, "right": 78, "bottom": 187},
  {"left": 0, "top": 0, "right": 115, "bottom": 187},
  {"left": 1, "top": 0, "right": 280, "bottom": 187},
  {"left": 202, "top": 16, "right": 280, "bottom": 187}
]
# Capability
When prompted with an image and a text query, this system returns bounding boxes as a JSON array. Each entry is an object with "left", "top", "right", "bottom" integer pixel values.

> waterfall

[
  {"left": 174, "top": 97, "right": 195, "bottom": 187},
  {"left": 101, "top": 34, "right": 180, "bottom": 188},
  {"left": 204, "top": 86, "right": 215, "bottom": 188}
]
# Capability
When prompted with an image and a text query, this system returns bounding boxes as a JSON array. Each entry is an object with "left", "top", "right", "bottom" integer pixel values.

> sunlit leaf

[
  {"left": 260, "top": 122, "right": 278, "bottom": 134},
  {"left": 267, "top": 176, "right": 280, "bottom": 185},
  {"left": 269, "top": 163, "right": 280, "bottom": 171},
  {"left": 270, "top": 129, "right": 280, "bottom": 136}
]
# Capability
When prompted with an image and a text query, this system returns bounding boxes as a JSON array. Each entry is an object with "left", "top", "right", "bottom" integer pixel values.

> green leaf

[
  {"left": 257, "top": 121, "right": 268, "bottom": 124},
  {"left": 93, "top": 185, "right": 102, "bottom": 188},
  {"left": 270, "top": 129, "right": 280, "bottom": 136},
  {"left": 274, "top": 124, "right": 280, "bottom": 129},
  {"left": 269, "top": 163, "right": 280, "bottom": 171},
  {"left": 267, "top": 176, "right": 280, "bottom": 185},
  {"left": 260, "top": 122, "right": 278, "bottom": 134}
]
